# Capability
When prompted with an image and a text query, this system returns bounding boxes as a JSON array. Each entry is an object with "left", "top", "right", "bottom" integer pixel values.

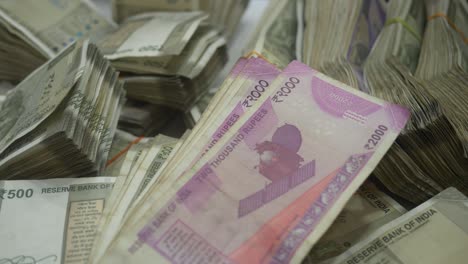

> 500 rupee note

[{"left": 329, "top": 187, "right": 468, "bottom": 264}]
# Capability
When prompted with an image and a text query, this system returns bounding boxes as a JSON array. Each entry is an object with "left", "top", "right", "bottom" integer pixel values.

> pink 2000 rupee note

[
  {"left": 124, "top": 57, "right": 281, "bottom": 230},
  {"left": 103, "top": 61, "right": 409, "bottom": 264}
]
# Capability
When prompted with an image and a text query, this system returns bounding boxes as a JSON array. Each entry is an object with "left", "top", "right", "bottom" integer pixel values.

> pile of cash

[
  {"left": 0, "top": 0, "right": 115, "bottom": 82},
  {"left": 99, "top": 12, "right": 227, "bottom": 110},
  {"left": 0, "top": 0, "right": 468, "bottom": 263},
  {"left": 0, "top": 41, "right": 124, "bottom": 179},
  {"left": 112, "top": 0, "right": 250, "bottom": 38}
]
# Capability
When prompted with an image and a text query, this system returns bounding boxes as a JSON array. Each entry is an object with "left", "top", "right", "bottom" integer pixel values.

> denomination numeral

[
  {"left": 243, "top": 80, "right": 270, "bottom": 108},
  {"left": 364, "top": 125, "right": 388, "bottom": 150},
  {"left": 0, "top": 188, "right": 33, "bottom": 199},
  {"left": 273, "top": 77, "right": 300, "bottom": 102}
]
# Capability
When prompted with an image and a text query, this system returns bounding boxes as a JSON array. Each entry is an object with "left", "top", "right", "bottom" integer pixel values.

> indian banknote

[
  {"left": 0, "top": 0, "right": 116, "bottom": 81},
  {"left": 305, "top": 181, "right": 407, "bottom": 263},
  {"left": 328, "top": 187, "right": 468, "bottom": 264},
  {"left": 0, "top": 0, "right": 114, "bottom": 56},
  {"left": 0, "top": 177, "right": 115, "bottom": 263}
]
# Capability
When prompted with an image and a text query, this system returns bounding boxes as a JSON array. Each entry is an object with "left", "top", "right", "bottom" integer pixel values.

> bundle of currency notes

[
  {"left": 249, "top": 0, "right": 388, "bottom": 88},
  {"left": 0, "top": 41, "right": 125, "bottom": 179},
  {"left": 83, "top": 57, "right": 410, "bottom": 263},
  {"left": 363, "top": 0, "right": 468, "bottom": 203},
  {"left": 112, "top": 0, "right": 250, "bottom": 38},
  {"left": 92, "top": 132, "right": 182, "bottom": 262},
  {"left": 0, "top": 0, "right": 116, "bottom": 83},
  {"left": 99, "top": 12, "right": 228, "bottom": 110}
]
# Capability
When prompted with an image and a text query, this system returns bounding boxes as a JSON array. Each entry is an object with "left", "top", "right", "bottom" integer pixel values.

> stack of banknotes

[
  {"left": 0, "top": 0, "right": 116, "bottom": 82},
  {"left": 87, "top": 56, "right": 410, "bottom": 263},
  {"left": 0, "top": 41, "right": 125, "bottom": 179},
  {"left": 99, "top": 11, "right": 228, "bottom": 110},
  {"left": 248, "top": 0, "right": 468, "bottom": 204},
  {"left": 364, "top": 0, "right": 468, "bottom": 203},
  {"left": 112, "top": 0, "right": 250, "bottom": 38}
]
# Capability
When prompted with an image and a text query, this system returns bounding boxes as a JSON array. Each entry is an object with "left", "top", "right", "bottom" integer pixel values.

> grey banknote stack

[
  {"left": 99, "top": 11, "right": 227, "bottom": 111},
  {"left": 0, "top": 41, "right": 125, "bottom": 179},
  {"left": 112, "top": 0, "right": 250, "bottom": 39},
  {"left": 92, "top": 131, "right": 181, "bottom": 262},
  {"left": 0, "top": 0, "right": 116, "bottom": 83},
  {"left": 363, "top": 0, "right": 468, "bottom": 204}
]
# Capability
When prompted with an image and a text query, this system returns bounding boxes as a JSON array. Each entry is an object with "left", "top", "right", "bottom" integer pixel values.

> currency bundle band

[
  {"left": 106, "top": 135, "right": 146, "bottom": 167},
  {"left": 245, "top": 50, "right": 272, "bottom": 64},
  {"left": 384, "top": 17, "right": 422, "bottom": 42},
  {"left": 427, "top": 13, "right": 468, "bottom": 44}
]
